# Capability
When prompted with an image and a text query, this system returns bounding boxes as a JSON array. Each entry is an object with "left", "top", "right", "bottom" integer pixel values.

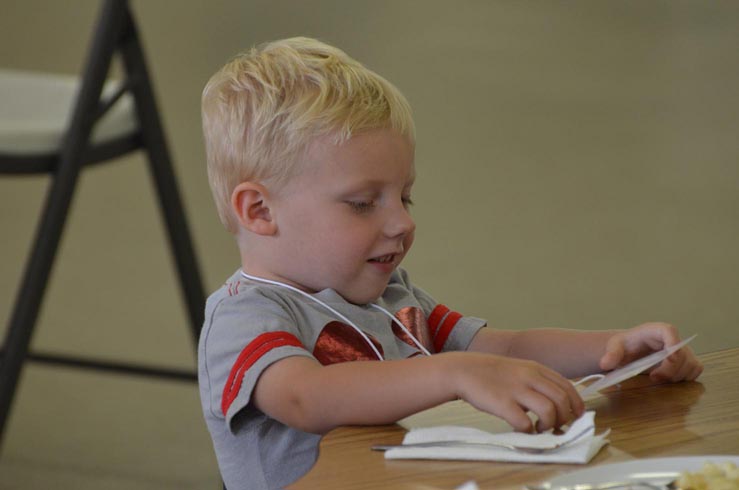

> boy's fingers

[
  {"left": 689, "top": 362, "right": 704, "bottom": 381},
  {"left": 649, "top": 353, "right": 680, "bottom": 381},
  {"left": 649, "top": 362, "right": 675, "bottom": 382},
  {"left": 497, "top": 401, "right": 534, "bottom": 433},
  {"left": 656, "top": 323, "right": 681, "bottom": 347},
  {"left": 600, "top": 338, "right": 624, "bottom": 371},
  {"left": 639, "top": 322, "right": 681, "bottom": 353},
  {"left": 650, "top": 348, "right": 701, "bottom": 382},
  {"left": 532, "top": 376, "right": 582, "bottom": 429},
  {"left": 669, "top": 352, "right": 702, "bottom": 382},
  {"left": 518, "top": 391, "right": 557, "bottom": 432},
  {"left": 542, "top": 371, "right": 585, "bottom": 417}
]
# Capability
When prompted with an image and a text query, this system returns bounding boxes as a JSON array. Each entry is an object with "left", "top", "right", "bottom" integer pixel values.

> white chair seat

[{"left": 0, "top": 68, "right": 137, "bottom": 155}]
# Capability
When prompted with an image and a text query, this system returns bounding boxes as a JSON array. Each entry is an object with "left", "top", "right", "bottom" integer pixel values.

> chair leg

[
  {"left": 0, "top": 167, "right": 84, "bottom": 445},
  {"left": 0, "top": 0, "right": 123, "bottom": 450},
  {"left": 118, "top": 4, "right": 206, "bottom": 344}
]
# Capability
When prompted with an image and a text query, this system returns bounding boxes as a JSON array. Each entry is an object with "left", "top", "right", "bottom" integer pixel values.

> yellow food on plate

[{"left": 677, "top": 462, "right": 739, "bottom": 490}]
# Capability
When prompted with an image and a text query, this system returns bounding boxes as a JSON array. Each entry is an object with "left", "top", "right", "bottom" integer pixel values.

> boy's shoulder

[
  {"left": 204, "top": 269, "right": 299, "bottom": 323},
  {"left": 207, "top": 269, "right": 270, "bottom": 305}
]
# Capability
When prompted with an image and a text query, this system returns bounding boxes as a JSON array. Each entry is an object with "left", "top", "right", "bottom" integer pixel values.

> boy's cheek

[{"left": 403, "top": 232, "right": 415, "bottom": 253}]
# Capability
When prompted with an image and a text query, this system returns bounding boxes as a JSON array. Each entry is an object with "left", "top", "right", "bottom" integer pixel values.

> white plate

[{"left": 546, "top": 456, "right": 739, "bottom": 487}]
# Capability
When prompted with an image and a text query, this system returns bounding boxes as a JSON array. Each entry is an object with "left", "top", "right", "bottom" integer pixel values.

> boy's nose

[{"left": 384, "top": 205, "right": 415, "bottom": 239}]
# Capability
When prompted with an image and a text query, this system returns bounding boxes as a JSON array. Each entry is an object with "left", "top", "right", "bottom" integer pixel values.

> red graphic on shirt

[
  {"left": 392, "top": 306, "right": 435, "bottom": 354},
  {"left": 312, "top": 306, "right": 464, "bottom": 364},
  {"left": 313, "top": 321, "right": 384, "bottom": 365}
]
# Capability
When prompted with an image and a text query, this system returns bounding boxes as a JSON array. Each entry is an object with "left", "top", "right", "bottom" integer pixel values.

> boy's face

[{"left": 267, "top": 128, "right": 416, "bottom": 304}]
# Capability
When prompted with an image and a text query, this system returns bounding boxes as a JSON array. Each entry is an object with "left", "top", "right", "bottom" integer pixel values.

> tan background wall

[{"left": 0, "top": 1, "right": 737, "bottom": 487}]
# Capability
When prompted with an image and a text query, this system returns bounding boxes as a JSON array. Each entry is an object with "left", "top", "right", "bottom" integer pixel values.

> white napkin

[{"left": 384, "top": 411, "right": 609, "bottom": 464}]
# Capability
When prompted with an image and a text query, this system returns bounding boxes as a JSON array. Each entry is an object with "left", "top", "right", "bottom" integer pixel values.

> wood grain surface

[{"left": 290, "top": 348, "right": 739, "bottom": 490}]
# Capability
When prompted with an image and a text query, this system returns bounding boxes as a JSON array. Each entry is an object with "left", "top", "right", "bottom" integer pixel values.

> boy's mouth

[{"left": 369, "top": 253, "right": 396, "bottom": 264}]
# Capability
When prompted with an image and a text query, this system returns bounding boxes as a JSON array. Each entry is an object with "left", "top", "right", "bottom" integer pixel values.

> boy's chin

[{"left": 340, "top": 288, "right": 385, "bottom": 306}]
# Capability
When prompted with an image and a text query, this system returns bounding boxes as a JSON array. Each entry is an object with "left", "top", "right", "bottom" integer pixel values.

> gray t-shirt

[{"left": 198, "top": 268, "right": 486, "bottom": 490}]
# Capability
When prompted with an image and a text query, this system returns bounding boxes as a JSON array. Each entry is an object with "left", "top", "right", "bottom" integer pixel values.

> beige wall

[{"left": 2, "top": 0, "right": 738, "bottom": 368}]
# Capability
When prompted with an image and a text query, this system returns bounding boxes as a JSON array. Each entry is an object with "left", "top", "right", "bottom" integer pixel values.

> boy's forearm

[
  {"left": 469, "top": 326, "right": 622, "bottom": 378},
  {"left": 508, "top": 328, "right": 621, "bottom": 377},
  {"left": 253, "top": 354, "right": 461, "bottom": 435}
]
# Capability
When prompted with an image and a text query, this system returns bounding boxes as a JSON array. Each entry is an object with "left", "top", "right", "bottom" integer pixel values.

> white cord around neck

[{"left": 239, "top": 270, "right": 431, "bottom": 360}]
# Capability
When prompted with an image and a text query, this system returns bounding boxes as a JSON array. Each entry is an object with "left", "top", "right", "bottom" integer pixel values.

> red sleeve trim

[
  {"left": 432, "top": 311, "right": 463, "bottom": 352},
  {"left": 221, "top": 331, "right": 303, "bottom": 416}
]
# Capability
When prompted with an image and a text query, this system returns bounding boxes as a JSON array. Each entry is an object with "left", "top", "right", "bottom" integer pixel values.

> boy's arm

[
  {"left": 252, "top": 351, "right": 584, "bottom": 435},
  {"left": 467, "top": 326, "right": 617, "bottom": 378},
  {"left": 468, "top": 323, "right": 703, "bottom": 381}
]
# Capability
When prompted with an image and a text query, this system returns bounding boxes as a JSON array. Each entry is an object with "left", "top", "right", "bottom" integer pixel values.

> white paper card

[{"left": 578, "top": 334, "right": 697, "bottom": 398}]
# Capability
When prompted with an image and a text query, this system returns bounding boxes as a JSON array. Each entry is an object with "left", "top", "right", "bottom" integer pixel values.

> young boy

[{"left": 198, "top": 37, "right": 702, "bottom": 490}]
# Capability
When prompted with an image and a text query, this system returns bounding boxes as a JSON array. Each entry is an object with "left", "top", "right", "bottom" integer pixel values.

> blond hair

[{"left": 201, "top": 37, "right": 416, "bottom": 233}]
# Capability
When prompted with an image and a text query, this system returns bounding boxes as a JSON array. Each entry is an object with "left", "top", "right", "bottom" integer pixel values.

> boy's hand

[
  {"left": 599, "top": 322, "right": 703, "bottom": 382},
  {"left": 449, "top": 353, "right": 585, "bottom": 433}
]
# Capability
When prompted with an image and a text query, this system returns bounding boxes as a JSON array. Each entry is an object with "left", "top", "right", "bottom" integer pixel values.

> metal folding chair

[{"left": 0, "top": 0, "right": 205, "bottom": 448}]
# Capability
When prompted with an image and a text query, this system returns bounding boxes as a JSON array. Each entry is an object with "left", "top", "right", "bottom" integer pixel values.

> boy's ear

[{"left": 230, "top": 182, "right": 277, "bottom": 236}]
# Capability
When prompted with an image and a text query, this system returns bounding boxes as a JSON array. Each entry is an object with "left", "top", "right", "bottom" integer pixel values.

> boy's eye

[
  {"left": 402, "top": 196, "right": 414, "bottom": 208},
  {"left": 347, "top": 200, "right": 376, "bottom": 213}
]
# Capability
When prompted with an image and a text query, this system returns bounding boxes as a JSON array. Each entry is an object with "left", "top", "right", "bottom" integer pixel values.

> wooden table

[{"left": 290, "top": 347, "right": 739, "bottom": 489}]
